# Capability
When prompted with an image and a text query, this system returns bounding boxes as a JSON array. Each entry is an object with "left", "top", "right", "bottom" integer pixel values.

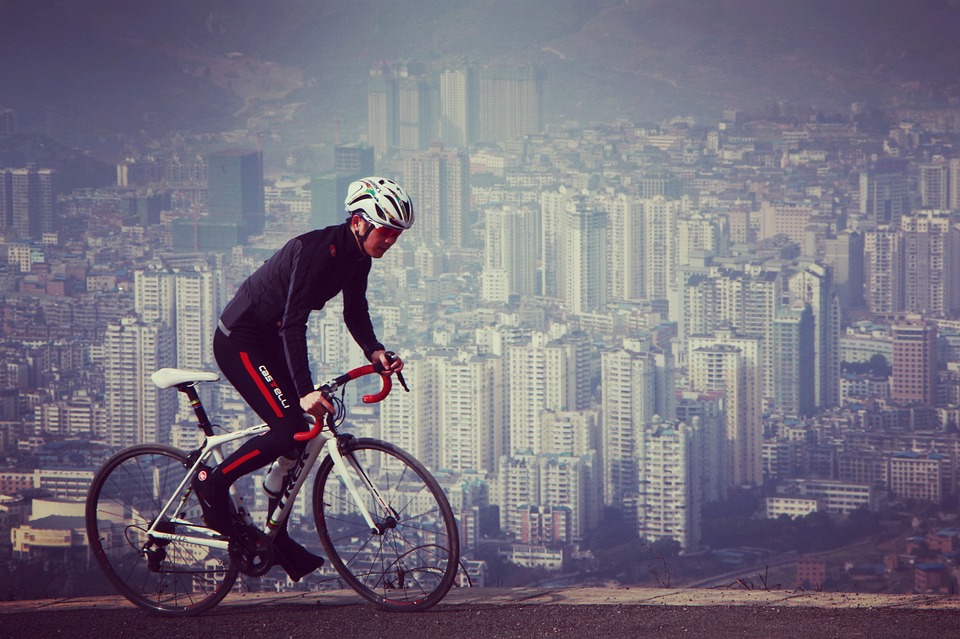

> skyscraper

[
  {"left": 1, "top": 166, "right": 58, "bottom": 240},
  {"left": 481, "top": 204, "right": 538, "bottom": 303},
  {"left": 899, "top": 210, "right": 960, "bottom": 317},
  {"left": 562, "top": 195, "right": 608, "bottom": 314},
  {"left": 890, "top": 316, "right": 938, "bottom": 406},
  {"left": 476, "top": 64, "right": 544, "bottom": 144},
  {"left": 206, "top": 148, "right": 265, "bottom": 238},
  {"left": 601, "top": 346, "right": 658, "bottom": 507},
  {"left": 688, "top": 331, "right": 763, "bottom": 489},
  {"left": 772, "top": 304, "right": 816, "bottom": 417},
  {"left": 367, "top": 64, "right": 396, "bottom": 157},
  {"left": 604, "top": 193, "right": 645, "bottom": 303},
  {"left": 864, "top": 226, "right": 903, "bottom": 315},
  {"left": 103, "top": 317, "right": 176, "bottom": 447},
  {"left": 438, "top": 353, "right": 503, "bottom": 476},
  {"left": 506, "top": 332, "right": 591, "bottom": 457},
  {"left": 403, "top": 144, "right": 470, "bottom": 248},
  {"left": 439, "top": 63, "right": 476, "bottom": 147},
  {"left": 175, "top": 148, "right": 264, "bottom": 250},
  {"left": 788, "top": 262, "right": 841, "bottom": 409},
  {"left": 367, "top": 62, "right": 433, "bottom": 157},
  {"left": 859, "top": 158, "right": 908, "bottom": 228},
  {"left": 918, "top": 161, "right": 950, "bottom": 209},
  {"left": 635, "top": 418, "right": 702, "bottom": 552}
]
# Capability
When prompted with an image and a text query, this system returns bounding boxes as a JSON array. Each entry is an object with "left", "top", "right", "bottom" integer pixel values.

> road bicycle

[{"left": 85, "top": 361, "right": 460, "bottom": 616}]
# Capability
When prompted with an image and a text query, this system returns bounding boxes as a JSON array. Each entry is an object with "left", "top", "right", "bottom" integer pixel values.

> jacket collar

[{"left": 338, "top": 220, "right": 369, "bottom": 262}]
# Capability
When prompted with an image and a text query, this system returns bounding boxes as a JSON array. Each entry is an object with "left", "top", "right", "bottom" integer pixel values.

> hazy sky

[{"left": 2, "top": 0, "right": 959, "bottom": 146}]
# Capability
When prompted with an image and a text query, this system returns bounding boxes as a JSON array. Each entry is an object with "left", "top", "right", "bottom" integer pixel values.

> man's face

[{"left": 356, "top": 219, "right": 402, "bottom": 258}]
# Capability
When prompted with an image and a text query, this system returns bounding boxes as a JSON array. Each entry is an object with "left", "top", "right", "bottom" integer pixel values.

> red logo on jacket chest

[{"left": 329, "top": 244, "right": 337, "bottom": 257}]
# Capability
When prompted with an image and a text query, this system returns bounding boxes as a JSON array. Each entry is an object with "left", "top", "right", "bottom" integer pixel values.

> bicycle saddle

[{"left": 151, "top": 368, "right": 221, "bottom": 389}]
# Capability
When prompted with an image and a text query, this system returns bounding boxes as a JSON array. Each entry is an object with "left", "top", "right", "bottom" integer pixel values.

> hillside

[{"left": 1, "top": 0, "right": 959, "bottom": 146}]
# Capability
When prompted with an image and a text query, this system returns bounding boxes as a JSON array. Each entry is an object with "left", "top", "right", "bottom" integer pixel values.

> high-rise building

[
  {"left": 859, "top": 158, "right": 908, "bottom": 228},
  {"left": 175, "top": 148, "right": 264, "bottom": 250},
  {"left": 476, "top": 64, "right": 544, "bottom": 144},
  {"left": 675, "top": 391, "right": 725, "bottom": 503},
  {"left": 772, "top": 304, "right": 816, "bottom": 417},
  {"left": 604, "top": 193, "right": 645, "bottom": 303},
  {"left": 788, "top": 262, "right": 841, "bottom": 409},
  {"left": 688, "top": 331, "right": 764, "bottom": 488},
  {"left": 601, "top": 346, "right": 658, "bottom": 507},
  {"left": 310, "top": 172, "right": 359, "bottom": 229},
  {"left": 899, "top": 210, "right": 960, "bottom": 317},
  {"left": 759, "top": 201, "right": 819, "bottom": 245},
  {"left": 890, "top": 316, "right": 938, "bottom": 405},
  {"left": 397, "top": 71, "right": 433, "bottom": 151},
  {"left": 864, "top": 226, "right": 903, "bottom": 315},
  {"left": 403, "top": 144, "right": 470, "bottom": 248},
  {"left": 823, "top": 230, "right": 865, "bottom": 310},
  {"left": 367, "top": 64, "right": 396, "bottom": 157},
  {"left": 950, "top": 158, "right": 960, "bottom": 210},
  {"left": 481, "top": 204, "right": 538, "bottom": 303},
  {"left": 206, "top": 148, "right": 265, "bottom": 237},
  {"left": 539, "top": 188, "right": 571, "bottom": 300},
  {"left": 641, "top": 196, "right": 681, "bottom": 302},
  {"left": 561, "top": 194, "right": 607, "bottom": 314},
  {"left": 439, "top": 63, "right": 476, "bottom": 147},
  {"left": 334, "top": 143, "right": 375, "bottom": 176},
  {"left": 438, "top": 353, "right": 503, "bottom": 476},
  {"left": 103, "top": 317, "right": 177, "bottom": 447},
  {"left": 379, "top": 355, "right": 440, "bottom": 471},
  {"left": 506, "top": 332, "right": 592, "bottom": 457},
  {"left": 634, "top": 418, "right": 702, "bottom": 552},
  {"left": 918, "top": 161, "right": 950, "bottom": 209},
  {"left": 173, "top": 267, "right": 224, "bottom": 372},
  {"left": 1, "top": 167, "right": 58, "bottom": 240},
  {"left": 496, "top": 452, "right": 598, "bottom": 542},
  {"left": 367, "top": 62, "right": 433, "bottom": 157}
]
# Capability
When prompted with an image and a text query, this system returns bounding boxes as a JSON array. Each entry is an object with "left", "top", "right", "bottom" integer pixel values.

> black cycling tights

[{"left": 207, "top": 328, "right": 309, "bottom": 491}]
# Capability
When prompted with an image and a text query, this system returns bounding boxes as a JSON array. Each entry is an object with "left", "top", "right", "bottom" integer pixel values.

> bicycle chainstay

[{"left": 228, "top": 525, "right": 275, "bottom": 577}]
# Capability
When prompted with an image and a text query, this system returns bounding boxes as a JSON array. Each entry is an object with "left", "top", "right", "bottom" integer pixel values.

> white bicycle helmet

[{"left": 344, "top": 177, "right": 414, "bottom": 230}]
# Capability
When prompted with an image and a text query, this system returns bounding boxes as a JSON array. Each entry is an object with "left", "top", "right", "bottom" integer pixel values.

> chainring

[{"left": 229, "top": 525, "right": 275, "bottom": 577}]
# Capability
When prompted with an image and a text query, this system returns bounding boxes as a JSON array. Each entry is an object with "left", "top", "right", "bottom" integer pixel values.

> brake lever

[{"left": 384, "top": 351, "right": 410, "bottom": 392}]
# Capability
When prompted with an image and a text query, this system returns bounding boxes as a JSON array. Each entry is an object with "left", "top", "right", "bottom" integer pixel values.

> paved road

[{"left": 3, "top": 587, "right": 959, "bottom": 639}]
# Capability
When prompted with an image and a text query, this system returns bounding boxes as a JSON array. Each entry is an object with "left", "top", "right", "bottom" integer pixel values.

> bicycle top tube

[{"left": 293, "top": 361, "right": 395, "bottom": 442}]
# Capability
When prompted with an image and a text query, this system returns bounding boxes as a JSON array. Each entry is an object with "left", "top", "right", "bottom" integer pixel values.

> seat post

[{"left": 177, "top": 383, "right": 216, "bottom": 437}]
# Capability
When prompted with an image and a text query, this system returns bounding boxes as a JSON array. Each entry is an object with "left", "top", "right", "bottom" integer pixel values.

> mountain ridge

[{"left": 1, "top": 0, "right": 958, "bottom": 146}]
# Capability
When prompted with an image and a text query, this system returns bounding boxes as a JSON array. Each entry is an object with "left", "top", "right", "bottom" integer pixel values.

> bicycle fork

[{"left": 327, "top": 437, "right": 399, "bottom": 535}]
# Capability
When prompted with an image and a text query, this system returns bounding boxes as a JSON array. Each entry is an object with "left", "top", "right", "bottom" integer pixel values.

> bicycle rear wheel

[
  {"left": 312, "top": 437, "right": 460, "bottom": 611},
  {"left": 85, "top": 444, "right": 238, "bottom": 616}
]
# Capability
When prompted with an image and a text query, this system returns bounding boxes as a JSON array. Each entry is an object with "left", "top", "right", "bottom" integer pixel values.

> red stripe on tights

[{"left": 239, "top": 351, "right": 285, "bottom": 418}]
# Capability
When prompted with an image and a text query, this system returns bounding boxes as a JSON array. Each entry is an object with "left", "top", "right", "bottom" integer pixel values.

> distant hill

[{"left": 1, "top": 0, "right": 958, "bottom": 146}]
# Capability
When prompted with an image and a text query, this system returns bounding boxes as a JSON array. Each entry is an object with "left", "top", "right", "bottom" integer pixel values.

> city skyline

[{"left": 5, "top": 1, "right": 960, "bottom": 598}]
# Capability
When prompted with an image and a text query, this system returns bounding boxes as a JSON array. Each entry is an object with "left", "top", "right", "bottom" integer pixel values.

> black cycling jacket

[{"left": 218, "top": 221, "right": 384, "bottom": 398}]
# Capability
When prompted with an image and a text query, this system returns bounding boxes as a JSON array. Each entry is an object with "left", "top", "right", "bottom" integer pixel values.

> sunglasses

[{"left": 372, "top": 226, "right": 403, "bottom": 239}]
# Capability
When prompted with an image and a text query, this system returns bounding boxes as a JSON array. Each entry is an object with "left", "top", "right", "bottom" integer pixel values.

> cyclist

[{"left": 194, "top": 176, "right": 412, "bottom": 581}]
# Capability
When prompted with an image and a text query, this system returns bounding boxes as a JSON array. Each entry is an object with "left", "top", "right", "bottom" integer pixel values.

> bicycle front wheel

[
  {"left": 312, "top": 437, "right": 460, "bottom": 611},
  {"left": 85, "top": 444, "right": 238, "bottom": 616}
]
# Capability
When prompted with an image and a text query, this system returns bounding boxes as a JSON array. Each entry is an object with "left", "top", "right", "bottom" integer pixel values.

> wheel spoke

[
  {"left": 313, "top": 438, "right": 460, "bottom": 611},
  {"left": 86, "top": 445, "right": 238, "bottom": 616}
]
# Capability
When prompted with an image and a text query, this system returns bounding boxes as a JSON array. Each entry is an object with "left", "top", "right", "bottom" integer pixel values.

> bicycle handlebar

[{"left": 293, "top": 360, "right": 395, "bottom": 442}]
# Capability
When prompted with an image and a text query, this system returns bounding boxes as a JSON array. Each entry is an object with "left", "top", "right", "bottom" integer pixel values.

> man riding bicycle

[{"left": 194, "top": 177, "right": 412, "bottom": 581}]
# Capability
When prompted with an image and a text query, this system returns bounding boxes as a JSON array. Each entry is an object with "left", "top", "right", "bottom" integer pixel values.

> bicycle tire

[
  {"left": 312, "top": 437, "right": 460, "bottom": 611},
  {"left": 85, "top": 444, "right": 238, "bottom": 616}
]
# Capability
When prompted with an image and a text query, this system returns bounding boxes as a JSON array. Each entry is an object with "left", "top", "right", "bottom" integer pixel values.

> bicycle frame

[{"left": 144, "top": 366, "right": 397, "bottom": 553}]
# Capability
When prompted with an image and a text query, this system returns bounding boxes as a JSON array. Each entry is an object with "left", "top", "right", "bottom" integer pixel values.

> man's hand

[
  {"left": 300, "top": 389, "right": 334, "bottom": 421},
  {"left": 371, "top": 349, "right": 404, "bottom": 374}
]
